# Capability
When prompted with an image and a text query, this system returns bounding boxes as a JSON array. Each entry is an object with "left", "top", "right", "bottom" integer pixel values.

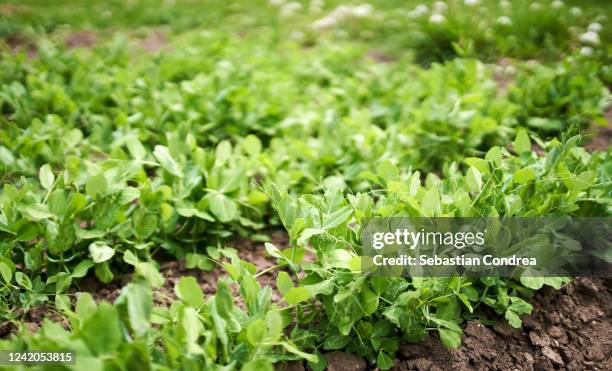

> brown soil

[
  {"left": 137, "top": 29, "right": 168, "bottom": 53},
  {"left": 65, "top": 30, "right": 98, "bottom": 49},
  {"left": 585, "top": 107, "right": 612, "bottom": 153},
  {"left": 366, "top": 50, "right": 396, "bottom": 64},
  {"left": 0, "top": 4, "right": 29, "bottom": 17},
  {"left": 2, "top": 33, "right": 37, "bottom": 58},
  {"left": 311, "top": 277, "right": 611, "bottom": 371}
]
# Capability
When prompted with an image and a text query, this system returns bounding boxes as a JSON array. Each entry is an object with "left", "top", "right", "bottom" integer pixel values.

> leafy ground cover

[{"left": 0, "top": 0, "right": 611, "bottom": 370}]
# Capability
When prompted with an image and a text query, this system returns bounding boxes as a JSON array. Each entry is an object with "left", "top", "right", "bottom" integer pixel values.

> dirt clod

[
  {"left": 325, "top": 351, "right": 367, "bottom": 371},
  {"left": 393, "top": 278, "right": 611, "bottom": 370}
]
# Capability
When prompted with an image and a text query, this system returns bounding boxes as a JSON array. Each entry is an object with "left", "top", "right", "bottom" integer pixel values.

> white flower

[
  {"left": 580, "top": 31, "right": 600, "bottom": 45},
  {"left": 529, "top": 2, "right": 542, "bottom": 11},
  {"left": 269, "top": 0, "right": 285, "bottom": 6},
  {"left": 334, "top": 5, "right": 352, "bottom": 17},
  {"left": 415, "top": 4, "right": 429, "bottom": 13},
  {"left": 500, "top": 0, "right": 511, "bottom": 8},
  {"left": 588, "top": 22, "right": 603, "bottom": 32},
  {"left": 311, "top": 0, "right": 324, "bottom": 7},
  {"left": 496, "top": 16, "right": 512, "bottom": 26},
  {"left": 280, "top": 2, "right": 302, "bottom": 17},
  {"left": 429, "top": 13, "right": 446, "bottom": 24},
  {"left": 312, "top": 16, "right": 337, "bottom": 30},
  {"left": 408, "top": 5, "right": 429, "bottom": 18},
  {"left": 433, "top": 1, "right": 448, "bottom": 12},
  {"left": 579, "top": 46, "right": 593, "bottom": 56},
  {"left": 352, "top": 4, "right": 373, "bottom": 17},
  {"left": 551, "top": 0, "right": 564, "bottom": 9},
  {"left": 464, "top": 0, "right": 480, "bottom": 6},
  {"left": 570, "top": 7, "right": 582, "bottom": 17}
]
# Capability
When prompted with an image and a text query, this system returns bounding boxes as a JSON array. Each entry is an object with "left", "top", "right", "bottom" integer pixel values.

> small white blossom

[
  {"left": 433, "top": 1, "right": 448, "bottom": 12},
  {"left": 464, "top": 0, "right": 480, "bottom": 6},
  {"left": 580, "top": 31, "right": 600, "bottom": 45},
  {"left": 269, "top": 0, "right": 285, "bottom": 6},
  {"left": 429, "top": 13, "right": 446, "bottom": 24},
  {"left": 352, "top": 4, "right": 373, "bottom": 17},
  {"left": 551, "top": 0, "right": 564, "bottom": 9},
  {"left": 496, "top": 16, "right": 512, "bottom": 26},
  {"left": 588, "top": 22, "right": 603, "bottom": 32},
  {"left": 500, "top": 0, "right": 511, "bottom": 8},
  {"left": 415, "top": 4, "right": 429, "bottom": 13},
  {"left": 579, "top": 46, "right": 594, "bottom": 56},
  {"left": 529, "top": 2, "right": 542, "bottom": 11},
  {"left": 408, "top": 5, "right": 428, "bottom": 18},
  {"left": 311, "top": 0, "right": 324, "bottom": 7},
  {"left": 312, "top": 16, "right": 337, "bottom": 30},
  {"left": 333, "top": 5, "right": 352, "bottom": 17},
  {"left": 280, "top": 2, "right": 302, "bottom": 17},
  {"left": 570, "top": 7, "right": 582, "bottom": 17}
]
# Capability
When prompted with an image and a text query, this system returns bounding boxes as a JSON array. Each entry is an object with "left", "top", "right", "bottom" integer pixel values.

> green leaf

[
  {"left": 0, "top": 262, "right": 12, "bottom": 283},
  {"left": 135, "top": 262, "right": 164, "bottom": 288},
  {"left": 76, "top": 293, "right": 97, "bottom": 321},
  {"left": 504, "top": 309, "right": 522, "bottom": 328},
  {"left": 513, "top": 130, "right": 531, "bottom": 154},
  {"left": 284, "top": 287, "right": 310, "bottom": 304},
  {"left": 280, "top": 342, "right": 318, "bottom": 363},
  {"left": 485, "top": 146, "right": 502, "bottom": 166},
  {"left": 207, "top": 192, "right": 238, "bottom": 222},
  {"left": 15, "top": 272, "right": 32, "bottom": 289},
  {"left": 323, "top": 334, "right": 350, "bottom": 350},
  {"left": 377, "top": 160, "right": 399, "bottom": 182},
  {"left": 95, "top": 262, "right": 114, "bottom": 283},
  {"left": 39, "top": 164, "right": 55, "bottom": 190},
  {"left": 276, "top": 271, "right": 293, "bottom": 295},
  {"left": 297, "top": 228, "right": 324, "bottom": 246},
  {"left": 242, "top": 135, "right": 262, "bottom": 157},
  {"left": 133, "top": 210, "right": 158, "bottom": 239},
  {"left": 215, "top": 140, "right": 233, "bottom": 166},
  {"left": 20, "top": 204, "right": 53, "bottom": 221},
  {"left": 121, "top": 283, "right": 152, "bottom": 337},
  {"left": 86, "top": 173, "right": 108, "bottom": 198},
  {"left": 514, "top": 168, "right": 535, "bottom": 184},
  {"left": 153, "top": 145, "right": 182, "bottom": 177},
  {"left": 438, "top": 328, "right": 461, "bottom": 348},
  {"left": 266, "top": 310, "right": 284, "bottom": 341},
  {"left": 242, "top": 358, "right": 273, "bottom": 371},
  {"left": 180, "top": 306, "right": 203, "bottom": 353},
  {"left": 123, "top": 250, "right": 139, "bottom": 266},
  {"left": 126, "top": 136, "right": 147, "bottom": 160},
  {"left": 322, "top": 206, "right": 352, "bottom": 230},
  {"left": 466, "top": 166, "right": 482, "bottom": 193},
  {"left": 55, "top": 294, "right": 71, "bottom": 312},
  {"left": 246, "top": 319, "right": 267, "bottom": 345},
  {"left": 376, "top": 351, "right": 394, "bottom": 370},
  {"left": 520, "top": 276, "right": 567, "bottom": 290},
  {"left": 509, "top": 297, "right": 533, "bottom": 315},
  {"left": 175, "top": 276, "right": 205, "bottom": 308},
  {"left": 359, "top": 289, "right": 379, "bottom": 316},
  {"left": 71, "top": 259, "right": 94, "bottom": 278},
  {"left": 563, "top": 170, "right": 597, "bottom": 192},
  {"left": 89, "top": 243, "right": 115, "bottom": 263},
  {"left": 81, "top": 302, "right": 122, "bottom": 355},
  {"left": 422, "top": 187, "right": 440, "bottom": 216}
]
